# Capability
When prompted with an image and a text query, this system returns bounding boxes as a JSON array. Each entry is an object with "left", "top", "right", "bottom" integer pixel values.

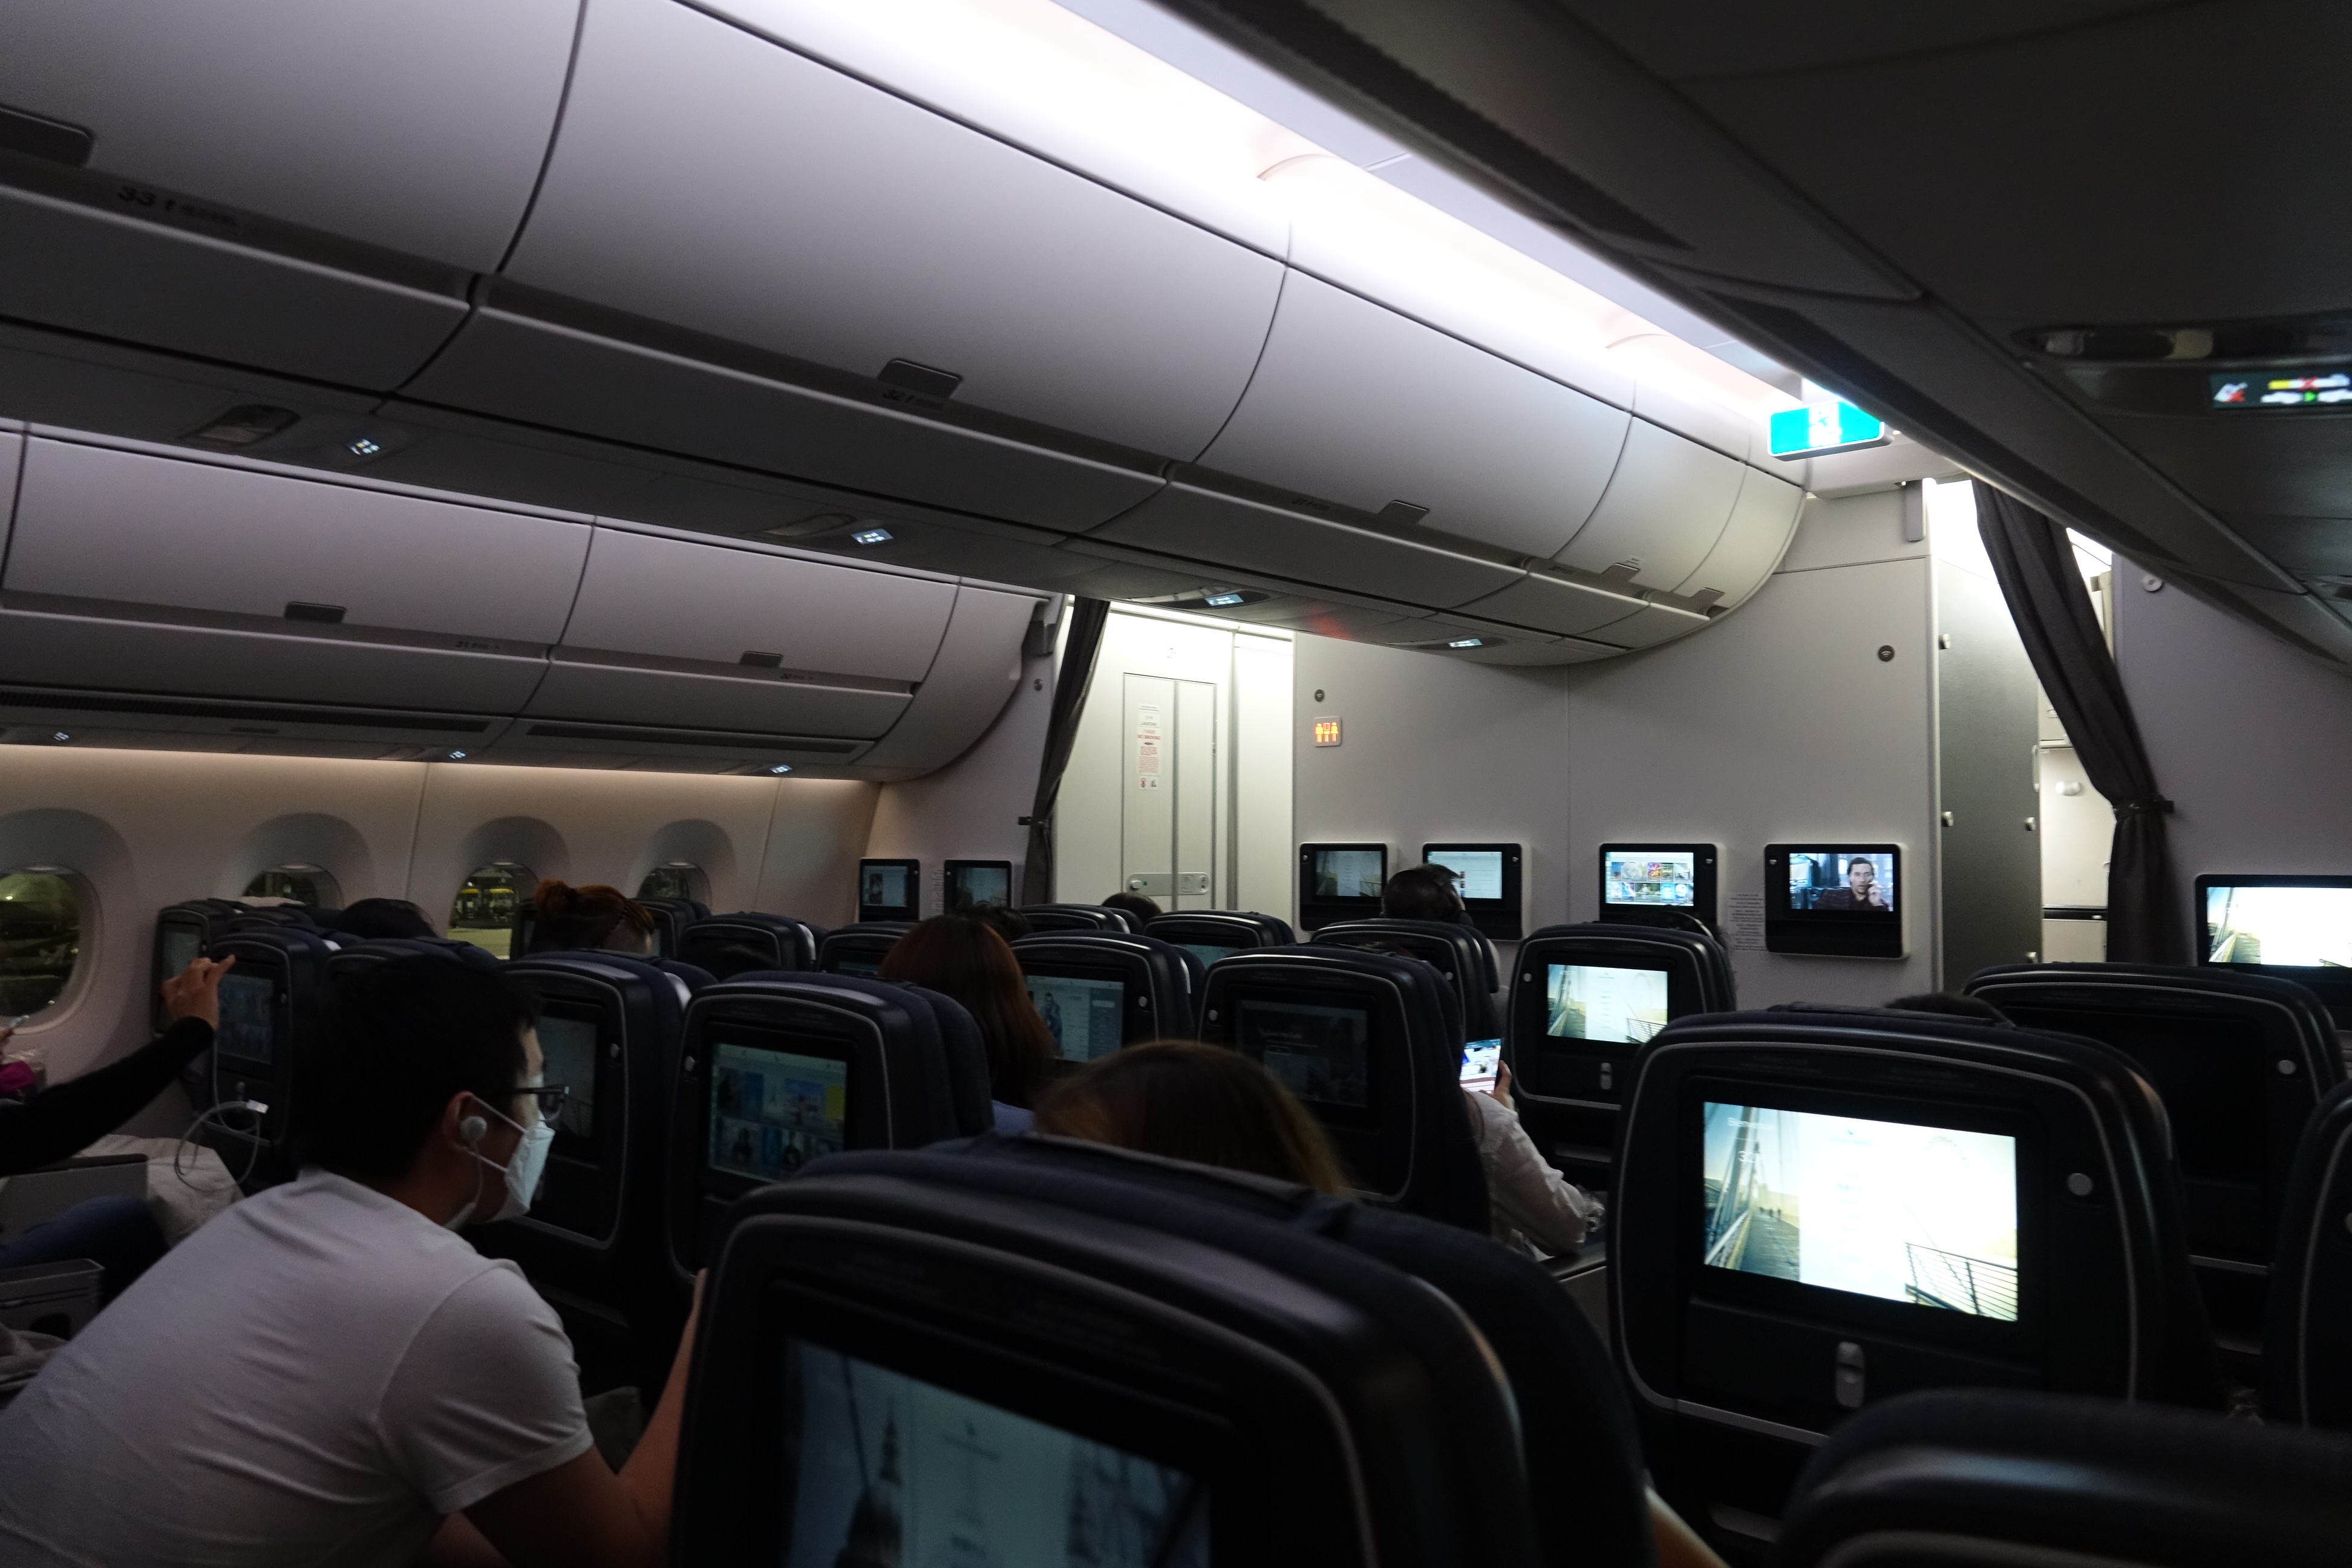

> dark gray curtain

[
  {"left": 1975, "top": 488, "right": 2186, "bottom": 964},
  {"left": 1019, "top": 598, "right": 1111, "bottom": 905}
]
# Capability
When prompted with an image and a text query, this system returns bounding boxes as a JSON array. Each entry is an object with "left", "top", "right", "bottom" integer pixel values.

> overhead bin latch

[{"left": 877, "top": 358, "right": 963, "bottom": 405}]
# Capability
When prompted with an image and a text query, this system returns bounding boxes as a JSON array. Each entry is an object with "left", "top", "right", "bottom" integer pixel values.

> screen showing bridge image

[
  {"left": 1604, "top": 852, "right": 1696, "bottom": 907},
  {"left": 781, "top": 1341, "right": 1209, "bottom": 1568},
  {"left": 2204, "top": 883, "right": 2352, "bottom": 970},
  {"left": 1546, "top": 964, "right": 1670, "bottom": 1045},
  {"left": 1700, "top": 1103, "right": 2018, "bottom": 1321}
]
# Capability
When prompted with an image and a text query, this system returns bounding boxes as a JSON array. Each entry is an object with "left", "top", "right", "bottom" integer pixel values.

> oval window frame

[
  {"left": 0, "top": 864, "right": 97, "bottom": 1031},
  {"left": 448, "top": 861, "right": 537, "bottom": 961},
  {"left": 241, "top": 863, "right": 342, "bottom": 908}
]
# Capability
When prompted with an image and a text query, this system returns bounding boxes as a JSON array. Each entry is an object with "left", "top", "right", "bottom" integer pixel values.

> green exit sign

[{"left": 1769, "top": 400, "right": 1888, "bottom": 459}]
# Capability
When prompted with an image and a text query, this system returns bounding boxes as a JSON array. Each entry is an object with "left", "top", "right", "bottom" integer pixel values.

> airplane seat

[
  {"left": 1014, "top": 902, "right": 1131, "bottom": 933},
  {"left": 636, "top": 897, "right": 710, "bottom": 961},
  {"left": 648, "top": 958, "right": 717, "bottom": 1000},
  {"left": 868, "top": 1132, "right": 1655, "bottom": 1568},
  {"left": 1198, "top": 946, "right": 1489, "bottom": 1235},
  {"left": 1965, "top": 961, "right": 2344, "bottom": 1365},
  {"left": 665, "top": 973, "right": 994, "bottom": 1284},
  {"left": 323, "top": 936, "right": 503, "bottom": 976},
  {"left": 186, "top": 926, "right": 339, "bottom": 1192},
  {"left": 677, "top": 912, "right": 826, "bottom": 978},
  {"left": 224, "top": 904, "right": 320, "bottom": 932},
  {"left": 676, "top": 1146, "right": 1546, "bottom": 1568},
  {"left": 475, "top": 950, "right": 695, "bottom": 1393},
  {"left": 1145, "top": 910, "right": 1296, "bottom": 973},
  {"left": 2262, "top": 1077, "right": 2352, "bottom": 1429},
  {"left": 1506, "top": 921, "right": 1738, "bottom": 1191},
  {"left": 815, "top": 920, "right": 913, "bottom": 975},
  {"left": 1778, "top": 1387, "right": 2352, "bottom": 1568},
  {"left": 1615, "top": 1005, "right": 2226, "bottom": 1552},
  {"left": 1008, "top": 931, "right": 1199, "bottom": 1063},
  {"left": 1310, "top": 917, "right": 1503, "bottom": 1044},
  {"left": 152, "top": 898, "right": 249, "bottom": 1028}
]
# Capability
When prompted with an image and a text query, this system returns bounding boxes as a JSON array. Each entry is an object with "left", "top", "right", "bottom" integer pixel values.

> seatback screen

[
  {"left": 1702, "top": 1103, "right": 2018, "bottom": 1321},
  {"left": 1430, "top": 849, "right": 1503, "bottom": 901},
  {"left": 1604, "top": 852, "right": 1696, "bottom": 908},
  {"left": 832, "top": 956, "right": 881, "bottom": 977},
  {"left": 1312, "top": 848, "right": 1385, "bottom": 901},
  {"left": 215, "top": 972, "right": 276, "bottom": 1065},
  {"left": 1239, "top": 996, "right": 1371, "bottom": 1109},
  {"left": 1786, "top": 851, "right": 1896, "bottom": 913},
  {"left": 2204, "top": 883, "right": 2352, "bottom": 969},
  {"left": 1546, "top": 964, "right": 1670, "bottom": 1044},
  {"left": 535, "top": 1014, "right": 599, "bottom": 1140},
  {"left": 781, "top": 1341, "right": 1209, "bottom": 1568},
  {"left": 1026, "top": 973, "right": 1125, "bottom": 1062},
  {"left": 711, "top": 1041, "right": 848, "bottom": 1181},
  {"left": 1178, "top": 942, "right": 1239, "bottom": 967},
  {"left": 160, "top": 925, "right": 204, "bottom": 979}
]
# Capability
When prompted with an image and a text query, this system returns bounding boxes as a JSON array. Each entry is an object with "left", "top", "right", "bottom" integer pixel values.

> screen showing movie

[
  {"left": 1431, "top": 850, "right": 1503, "bottom": 902},
  {"left": 1604, "top": 852, "right": 1696, "bottom": 908},
  {"left": 1239, "top": 996, "right": 1371, "bottom": 1109},
  {"left": 1312, "top": 848, "right": 1385, "bottom": 901},
  {"left": 160, "top": 926, "right": 204, "bottom": 979},
  {"left": 860, "top": 864, "right": 910, "bottom": 911},
  {"left": 710, "top": 1042, "right": 849, "bottom": 1181},
  {"left": 1545, "top": 964, "right": 1670, "bottom": 1045},
  {"left": 781, "top": 1341, "right": 1209, "bottom": 1568},
  {"left": 949, "top": 863, "right": 1011, "bottom": 912},
  {"left": 2204, "top": 883, "right": 2352, "bottom": 970},
  {"left": 1701, "top": 1103, "right": 2018, "bottom": 1321},
  {"left": 1027, "top": 973, "right": 1125, "bottom": 1062},
  {"left": 534, "top": 1014, "right": 599, "bottom": 1140},
  {"left": 1178, "top": 943, "right": 1240, "bottom": 968},
  {"left": 1786, "top": 851, "right": 1896, "bottom": 914},
  {"left": 215, "top": 972, "right": 276, "bottom": 1065}
]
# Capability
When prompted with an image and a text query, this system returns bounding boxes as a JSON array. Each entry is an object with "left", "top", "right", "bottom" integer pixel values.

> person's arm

[
  {"left": 430, "top": 1275, "right": 702, "bottom": 1568},
  {"left": 1650, "top": 1489, "right": 1731, "bottom": 1568},
  {"left": 0, "top": 957, "right": 230, "bottom": 1177},
  {"left": 1467, "top": 1082, "right": 1602, "bottom": 1255}
]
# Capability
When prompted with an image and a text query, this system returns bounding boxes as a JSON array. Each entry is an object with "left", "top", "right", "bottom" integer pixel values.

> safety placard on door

[{"left": 1136, "top": 704, "right": 1163, "bottom": 788}]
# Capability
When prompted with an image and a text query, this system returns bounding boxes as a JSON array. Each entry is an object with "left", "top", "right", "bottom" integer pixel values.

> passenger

[
  {"left": 0, "top": 956, "right": 695, "bottom": 1567},
  {"left": 325, "top": 896, "right": 437, "bottom": 941},
  {"left": 878, "top": 916, "right": 1057, "bottom": 1132},
  {"left": 1889, "top": 991, "right": 2013, "bottom": 1025},
  {"left": 967, "top": 903, "right": 1032, "bottom": 943},
  {"left": 529, "top": 879, "right": 656, "bottom": 956},
  {"left": 0, "top": 956, "right": 233, "bottom": 1301},
  {"left": 1382, "top": 862, "right": 1471, "bottom": 923},
  {"left": 1102, "top": 891, "right": 1161, "bottom": 925},
  {"left": 1033, "top": 1040, "right": 1350, "bottom": 1193},
  {"left": 1469, "top": 1063, "right": 1604, "bottom": 1256},
  {"left": 1812, "top": 855, "right": 1890, "bottom": 911}
]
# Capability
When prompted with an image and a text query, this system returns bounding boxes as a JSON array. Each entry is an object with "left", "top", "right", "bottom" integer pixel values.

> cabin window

[
  {"left": 449, "top": 863, "right": 535, "bottom": 959},
  {"left": 638, "top": 863, "right": 708, "bottom": 904},
  {"left": 0, "top": 869, "right": 85, "bottom": 1018},
  {"left": 243, "top": 863, "right": 340, "bottom": 907}
]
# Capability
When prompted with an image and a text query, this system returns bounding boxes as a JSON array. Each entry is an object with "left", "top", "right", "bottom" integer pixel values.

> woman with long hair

[
  {"left": 528, "top": 880, "right": 657, "bottom": 956},
  {"left": 878, "top": 916, "right": 1058, "bottom": 1122},
  {"left": 1032, "top": 1040, "right": 1350, "bottom": 1194}
]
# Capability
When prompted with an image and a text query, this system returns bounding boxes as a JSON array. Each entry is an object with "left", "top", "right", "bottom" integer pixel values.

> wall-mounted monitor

[
  {"left": 2197, "top": 874, "right": 2352, "bottom": 1016},
  {"left": 1765, "top": 844, "right": 1905, "bottom": 958},
  {"left": 1423, "top": 841, "right": 1522, "bottom": 941},
  {"left": 942, "top": 860, "right": 1013, "bottom": 915},
  {"left": 1298, "top": 843, "right": 1386, "bottom": 932},
  {"left": 1598, "top": 843, "right": 1718, "bottom": 932},
  {"left": 856, "top": 858, "right": 920, "bottom": 924}
]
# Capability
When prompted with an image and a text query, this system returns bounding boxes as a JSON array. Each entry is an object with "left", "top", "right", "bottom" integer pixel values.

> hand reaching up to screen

[{"left": 162, "top": 955, "right": 237, "bottom": 1030}]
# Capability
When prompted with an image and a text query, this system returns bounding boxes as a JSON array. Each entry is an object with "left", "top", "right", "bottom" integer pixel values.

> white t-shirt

[
  {"left": 1463, "top": 1088, "right": 1604, "bottom": 1258},
  {"left": 0, "top": 1169, "right": 592, "bottom": 1567}
]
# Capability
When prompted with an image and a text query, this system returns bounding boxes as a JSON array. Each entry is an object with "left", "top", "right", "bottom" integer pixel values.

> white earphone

[{"left": 459, "top": 1114, "right": 488, "bottom": 1146}]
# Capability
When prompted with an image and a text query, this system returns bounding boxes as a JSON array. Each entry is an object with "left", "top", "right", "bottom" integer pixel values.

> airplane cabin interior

[{"left": 0, "top": 2, "right": 2349, "bottom": 1565}]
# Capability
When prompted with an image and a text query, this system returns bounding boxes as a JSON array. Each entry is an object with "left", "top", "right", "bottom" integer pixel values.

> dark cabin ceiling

[{"left": 1150, "top": 0, "right": 2352, "bottom": 660}]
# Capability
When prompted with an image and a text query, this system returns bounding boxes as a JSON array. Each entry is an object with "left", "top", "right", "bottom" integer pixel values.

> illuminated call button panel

[{"left": 2210, "top": 369, "right": 2352, "bottom": 409}]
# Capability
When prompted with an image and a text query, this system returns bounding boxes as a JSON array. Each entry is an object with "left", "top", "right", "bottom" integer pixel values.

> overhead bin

[
  {"left": 1674, "top": 468, "right": 1808, "bottom": 612},
  {"left": 1452, "top": 567, "right": 1656, "bottom": 639},
  {"left": 1191, "top": 273, "right": 1629, "bottom": 560},
  {"left": 1552, "top": 419, "right": 1749, "bottom": 592},
  {"left": 0, "top": 437, "right": 589, "bottom": 711},
  {"left": 0, "top": 686, "right": 508, "bottom": 762},
  {"left": 857, "top": 585, "right": 1047, "bottom": 776},
  {"left": 496, "top": 0, "right": 1282, "bottom": 462},
  {"left": 529, "top": 526, "right": 958, "bottom": 739},
  {"left": 1092, "top": 483, "right": 1524, "bottom": 609},
  {"left": 484, "top": 720, "right": 874, "bottom": 775},
  {"left": 0, "top": 0, "right": 576, "bottom": 388}
]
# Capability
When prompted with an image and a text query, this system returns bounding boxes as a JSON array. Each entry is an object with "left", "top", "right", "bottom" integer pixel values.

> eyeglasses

[{"left": 511, "top": 1085, "right": 575, "bottom": 1128}]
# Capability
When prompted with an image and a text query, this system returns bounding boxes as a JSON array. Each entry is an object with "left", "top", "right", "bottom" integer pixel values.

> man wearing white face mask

[{"left": 0, "top": 957, "right": 697, "bottom": 1568}]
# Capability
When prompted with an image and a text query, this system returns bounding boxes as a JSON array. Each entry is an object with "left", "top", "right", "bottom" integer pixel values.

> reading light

[
  {"left": 849, "top": 527, "right": 893, "bottom": 545},
  {"left": 345, "top": 436, "right": 383, "bottom": 457},
  {"left": 1203, "top": 591, "right": 1246, "bottom": 607},
  {"left": 445, "top": 750, "right": 468, "bottom": 760},
  {"left": 50, "top": 731, "right": 70, "bottom": 742},
  {"left": 770, "top": 763, "right": 794, "bottom": 774},
  {"left": 1446, "top": 638, "right": 1483, "bottom": 648}
]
